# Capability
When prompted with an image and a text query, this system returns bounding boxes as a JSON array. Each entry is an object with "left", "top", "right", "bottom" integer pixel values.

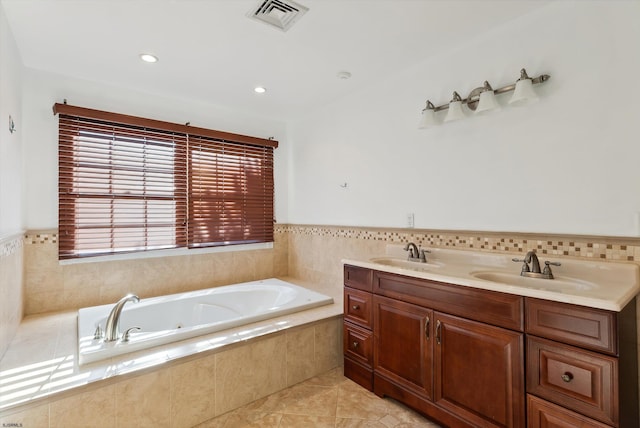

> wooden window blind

[
  {"left": 55, "top": 104, "right": 277, "bottom": 260},
  {"left": 189, "top": 135, "right": 274, "bottom": 247}
]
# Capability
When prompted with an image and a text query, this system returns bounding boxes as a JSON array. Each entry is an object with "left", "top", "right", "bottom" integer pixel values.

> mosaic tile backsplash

[{"left": 278, "top": 224, "right": 640, "bottom": 262}]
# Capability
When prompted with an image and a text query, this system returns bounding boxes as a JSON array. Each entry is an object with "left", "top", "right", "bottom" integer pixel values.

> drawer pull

[
  {"left": 561, "top": 372, "right": 574, "bottom": 383},
  {"left": 425, "top": 316, "right": 430, "bottom": 340},
  {"left": 352, "top": 341, "right": 359, "bottom": 349},
  {"left": 351, "top": 305, "right": 360, "bottom": 310}
]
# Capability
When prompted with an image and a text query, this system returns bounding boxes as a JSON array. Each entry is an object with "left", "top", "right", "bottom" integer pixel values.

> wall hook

[{"left": 8, "top": 115, "right": 16, "bottom": 134}]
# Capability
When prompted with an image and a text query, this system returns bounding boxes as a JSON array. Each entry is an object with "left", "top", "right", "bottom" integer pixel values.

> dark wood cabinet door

[
  {"left": 373, "top": 295, "right": 433, "bottom": 400},
  {"left": 434, "top": 312, "right": 525, "bottom": 428}
]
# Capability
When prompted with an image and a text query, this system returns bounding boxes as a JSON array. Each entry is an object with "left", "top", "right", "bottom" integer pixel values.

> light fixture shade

[
  {"left": 418, "top": 100, "right": 438, "bottom": 129},
  {"left": 418, "top": 109, "right": 438, "bottom": 129},
  {"left": 476, "top": 89, "right": 500, "bottom": 114},
  {"left": 444, "top": 100, "right": 465, "bottom": 122},
  {"left": 509, "top": 78, "right": 538, "bottom": 106}
]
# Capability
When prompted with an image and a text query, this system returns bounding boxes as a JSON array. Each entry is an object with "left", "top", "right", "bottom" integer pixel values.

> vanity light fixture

[
  {"left": 139, "top": 53, "right": 158, "bottom": 63},
  {"left": 418, "top": 68, "right": 550, "bottom": 128}
]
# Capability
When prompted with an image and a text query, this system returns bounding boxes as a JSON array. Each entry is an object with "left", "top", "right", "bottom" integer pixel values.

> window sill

[{"left": 58, "top": 242, "right": 274, "bottom": 265}]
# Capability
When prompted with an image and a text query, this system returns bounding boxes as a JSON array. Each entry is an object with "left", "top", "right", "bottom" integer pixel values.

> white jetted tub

[{"left": 78, "top": 278, "right": 334, "bottom": 365}]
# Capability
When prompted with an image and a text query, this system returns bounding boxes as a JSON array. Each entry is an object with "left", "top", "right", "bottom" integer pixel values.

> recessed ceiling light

[
  {"left": 140, "top": 53, "right": 158, "bottom": 63},
  {"left": 254, "top": 86, "right": 267, "bottom": 94},
  {"left": 337, "top": 71, "right": 352, "bottom": 80}
]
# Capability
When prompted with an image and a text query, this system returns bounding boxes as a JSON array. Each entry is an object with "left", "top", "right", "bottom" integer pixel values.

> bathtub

[{"left": 77, "top": 278, "right": 334, "bottom": 365}]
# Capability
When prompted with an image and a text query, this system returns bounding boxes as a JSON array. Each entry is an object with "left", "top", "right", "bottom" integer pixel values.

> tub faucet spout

[{"left": 104, "top": 293, "right": 140, "bottom": 342}]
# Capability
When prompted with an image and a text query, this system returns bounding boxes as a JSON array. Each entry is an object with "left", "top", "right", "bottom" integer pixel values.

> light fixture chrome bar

[{"left": 427, "top": 71, "right": 550, "bottom": 112}]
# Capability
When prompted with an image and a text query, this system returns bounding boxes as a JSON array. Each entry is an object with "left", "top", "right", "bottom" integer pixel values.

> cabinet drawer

[
  {"left": 527, "top": 395, "right": 611, "bottom": 428},
  {"left": 344, "top": 287, "right": 373, "bottom": 328},
  {"left": 527, "top": 337, "right": 617, "bottom": 426},
  {"left": 344, "top": 322, "right": 373, "bottom": 367},
  {"left": 344, "top": 265, "right": 373, "bottom": 291},
  {"left": 526, "top": 298, "right": 616, "bottom": 355}
]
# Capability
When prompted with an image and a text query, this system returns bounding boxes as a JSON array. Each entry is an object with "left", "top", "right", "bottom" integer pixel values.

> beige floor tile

[
  {"left": 280, "top": 385, "right": 338, "bottom": 417},
  {"left": 197, "top": 410, "right": 282, "bottom": 428},
  {"left": 241, "top": 382, "right": 328, "bottom": 414},
  {"left": 195, "top": 369, "right": 442, "bottom": 428},
  {"left": 383, "top": 400, "right": 440, "bottom": 427},
  {"left": 336, "top": 383, "right": 395, "bottom": 421},
  {"left": 301, "top": 366, "right": 346, "bottom": 388},
  {"left": 335, "top": 418, "right": 388, "bottom": 428},
  {"left": 279, "top": 414, "right": 335, "bottom": 427}
]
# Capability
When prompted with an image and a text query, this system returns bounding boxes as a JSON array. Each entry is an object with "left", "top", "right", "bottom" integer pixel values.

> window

[{"left": 55, "top": 104, "right": 276, "bottom": 260}]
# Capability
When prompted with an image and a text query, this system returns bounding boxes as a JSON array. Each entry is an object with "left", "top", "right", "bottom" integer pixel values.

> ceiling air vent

[{"left": 247, "top": 0, "right": 309, "bottom": 32}]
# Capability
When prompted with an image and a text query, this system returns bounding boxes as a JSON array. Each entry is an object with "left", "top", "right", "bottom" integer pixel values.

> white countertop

[{"left": 343, "top": 246, "right": 640, "bottom": 312}]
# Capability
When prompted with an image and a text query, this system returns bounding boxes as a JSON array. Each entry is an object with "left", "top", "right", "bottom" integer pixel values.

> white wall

[
  {"left": 21, "top": 69, "right": 289, "bottom": 229},
  {"left": 0, "top": 3, "right": 22, "bottom": 237},
  {"left": 288, "top": 1, "right": 640, "bottom": 237}
]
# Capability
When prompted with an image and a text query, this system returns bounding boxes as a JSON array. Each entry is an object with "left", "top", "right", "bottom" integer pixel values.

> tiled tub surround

[
  {"left": 0, "top": 232, "right": 23, "bottom": 361},
  {"left": 0, "top": 277, "right": 343, "bottom": 427},
  {"left": 23, "top": 230, "right": 288, "bottom": 315}
]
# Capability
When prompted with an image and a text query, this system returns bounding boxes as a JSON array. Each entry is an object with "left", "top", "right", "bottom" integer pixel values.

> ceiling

[{"left": 2, "top": 0, "right": 551, "bottom": 121}]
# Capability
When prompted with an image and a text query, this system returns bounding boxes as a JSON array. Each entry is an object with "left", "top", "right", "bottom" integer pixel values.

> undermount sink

[
  {"left": 470, "top": 271, "right": 597, "bottom": 292},
  {"left": 370, "top": 257, "right": 443, "bottom": 271}
]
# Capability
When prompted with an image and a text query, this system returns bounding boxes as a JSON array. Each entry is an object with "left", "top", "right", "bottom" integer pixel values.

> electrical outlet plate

[{"left": 406, "top": 213, "right": 415, "bottom": 228}]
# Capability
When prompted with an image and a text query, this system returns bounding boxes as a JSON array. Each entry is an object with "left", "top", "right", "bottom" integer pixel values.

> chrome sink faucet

[
  {"left": 512, "top": 250, "right": 561, "bottom": 280},
  {"left": 104, "top": 293, "right": 140, "bottom": 342},
  {"left": 404, "top": 242, "right": 430, "bottom": 263}
]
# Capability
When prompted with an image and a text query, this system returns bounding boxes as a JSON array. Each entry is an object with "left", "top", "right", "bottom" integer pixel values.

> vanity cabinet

[{"left": 343, "top": 265, "right": 638, "bottom": 428}]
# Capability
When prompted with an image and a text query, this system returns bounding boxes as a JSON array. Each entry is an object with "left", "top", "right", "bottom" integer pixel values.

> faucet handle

[
  {"left": 122, "top": 327, "right": 141, "bottom": 342},
  {"left": 418, "top": 248, "right": 430, "bottom": 262},
  {"left": 542, "top": 261, "right": 561, "bottom": 278},
  {"left": 94, "top": 325, "right": 104, "bottom": 340}
]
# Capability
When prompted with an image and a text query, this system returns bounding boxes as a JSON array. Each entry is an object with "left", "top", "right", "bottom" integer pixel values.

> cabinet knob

[
  {"left": 561, "top": 372, "right": 574, "bottom": 383},
  {"left": 351, "top": 305, "right": 360, "bottom": 310},
  {"left": 352, "top": 341, "right": 359, "bottom": 349}
]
